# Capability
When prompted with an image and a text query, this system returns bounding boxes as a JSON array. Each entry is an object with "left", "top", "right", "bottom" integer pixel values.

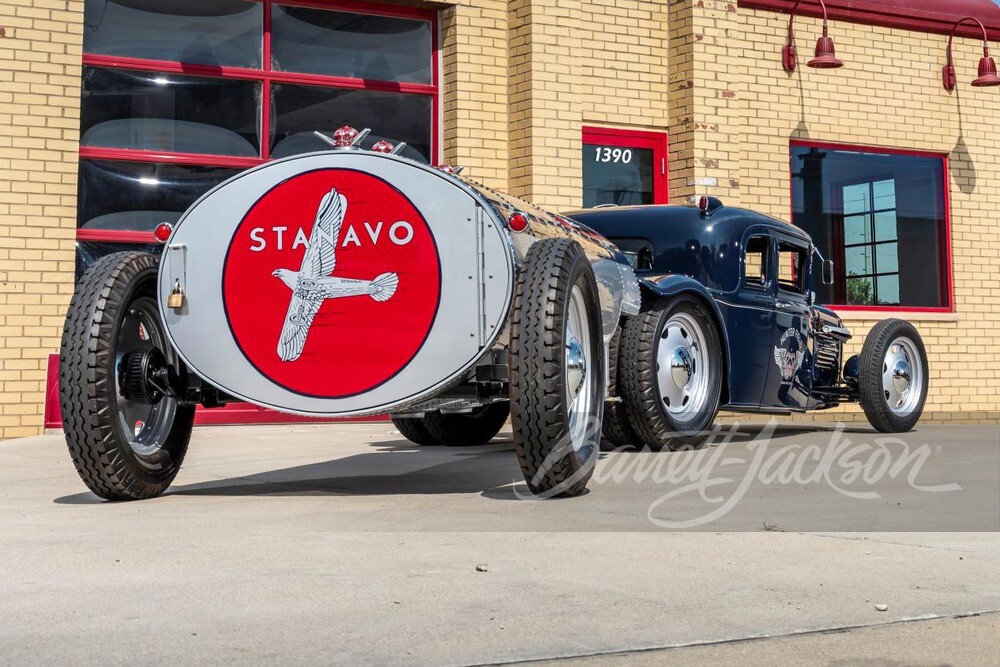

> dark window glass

[
  {"left": 271, "top": 5, "right": 432, "bottom": 84},
  {"left": 81, "top": 67, "right": 261, "bottom": 156},
  {"left": 791, "top": 146, "right": 947, "bottom": 308},
  {"left": 778, "top": 241, "right": 807, "bottom": 294},
  {"left": 76, "top": 241, "right": 162, "bottom": 281},
  {"left": 582, "top": 144, "right": 654, "bottom": 208},
  {"left": 83, "top": 0, "right": 262, "bottom": 68},
  {"left": 608, "top": 238, "right": 655, "bottom": 272},
  {"left": 744, "top": 235, "right": 770, "bottom": 288},
  {"left": 78, "top": 160, "right": 241, "bottom": 231},
  {"left": 270, "top": 83, "right": 432, "bottom": 162}
]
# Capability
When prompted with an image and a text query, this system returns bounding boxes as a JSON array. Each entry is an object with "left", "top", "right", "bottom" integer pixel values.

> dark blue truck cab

[{"left": 568, "top": 199, "right": 928, "bottom": 449}]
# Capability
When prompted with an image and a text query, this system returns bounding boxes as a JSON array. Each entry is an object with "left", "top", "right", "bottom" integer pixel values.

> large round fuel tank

[{"left": 158, "top": 151, "right": 514, "bottom": 416}]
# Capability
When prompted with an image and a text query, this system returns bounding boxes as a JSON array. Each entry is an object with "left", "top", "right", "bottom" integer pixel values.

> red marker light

[
  {"left": 332, "top": 125, "right": 359, "bottom": 147},
  {"left": 508, "top": 213, "right": 529, "bottom": 232},
  {"left": 699, "top": 196, "right": 709, "bottom": 213},
  {"left": 437, "top": 164, "right": 456, "bottom": 174},
  {"left": 153, "top": 222, "right": 173, "bottom": 243},
  {"left": 371, "top": 140, "right": 394, "bottom": 153}
]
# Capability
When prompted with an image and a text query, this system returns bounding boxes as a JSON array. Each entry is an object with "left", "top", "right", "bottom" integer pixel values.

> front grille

[{"left": 814, "top": 334, "right": 841, "bottom": 374}]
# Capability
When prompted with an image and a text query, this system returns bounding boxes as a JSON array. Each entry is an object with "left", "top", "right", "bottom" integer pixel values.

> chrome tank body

[{"left": 158, "top": 149, "right": 638, "bottom": 416}]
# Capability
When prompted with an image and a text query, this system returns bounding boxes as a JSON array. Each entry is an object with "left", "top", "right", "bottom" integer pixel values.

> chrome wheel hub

[
  {"left": 891, "top": 359, "right": 911, "bottom": 394},
  {"left": 670, "top": 347, "right": 693, "bottom": 389},
  {"left": 882, "top": 337, "right": 922, "bottom": 416},
  {"left": 656, "top": 312, "right": 709, "bottom": 421},
  {"left": 565, "top": 285, "right": 594, "bottom": 452},
  {"left": 566, "top": 336, "right": 587, "bottom": 401}
]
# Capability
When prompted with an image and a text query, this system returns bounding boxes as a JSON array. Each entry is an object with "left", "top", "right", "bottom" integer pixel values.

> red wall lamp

[
  {"left": 942, "top": 17, "right": 1000, "bottom": 91},
  {"left": 782, "top": 0, "right": 844, "bottom": 73}
]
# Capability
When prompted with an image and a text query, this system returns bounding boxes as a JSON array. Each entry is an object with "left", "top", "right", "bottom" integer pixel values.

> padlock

[{"left": 167, "top": 280, "right": 185, "bottom": 309}]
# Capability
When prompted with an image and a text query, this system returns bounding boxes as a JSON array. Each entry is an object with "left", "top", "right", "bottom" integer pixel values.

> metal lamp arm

[
  {"left": 786, "top": 0, "right": 832, "bottom": 46},
  {"left": 945, "top": 16, "right": 991, "bottom": 68}
]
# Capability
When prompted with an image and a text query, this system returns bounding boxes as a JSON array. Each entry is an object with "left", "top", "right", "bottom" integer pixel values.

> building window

[
  {"left": 582, "top": 127, "right": 668, "bottom": 208},
  {"left": 78, "top": 0, "right": 438, "bottom": 270},
  {"left": 791, "top": 142, "right": 951, "bottom": 311}
]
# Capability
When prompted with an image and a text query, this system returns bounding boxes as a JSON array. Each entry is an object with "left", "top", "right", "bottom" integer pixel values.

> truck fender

[{"left": 636, "top": 275, "right": 732, "bottom": 406}]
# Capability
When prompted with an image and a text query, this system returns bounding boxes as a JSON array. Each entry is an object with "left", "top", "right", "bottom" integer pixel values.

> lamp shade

[
  {"left": 808, "top": 35, "right": 844, "bottom": 69},
  {"left": 972, "top": 55, "right": 1000, "bottom": 86}
]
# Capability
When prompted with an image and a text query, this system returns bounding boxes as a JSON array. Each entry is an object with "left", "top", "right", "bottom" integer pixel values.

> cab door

[
  {"left": 762, "top": 236, "right": 813, "bottom": 410},
  {"left": 719, "top": 230, "right": 776, "bottom": 408}
]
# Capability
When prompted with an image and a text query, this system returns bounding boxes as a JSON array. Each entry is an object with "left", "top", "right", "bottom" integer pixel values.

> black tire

[
  {"left": 603, "top": 326, "right": 644, "bottom": 450},
  {"left": 620, "top": 296, "right": 722, "bottom": 451},
  {"left": 858, "top": 319, "right": 929, "bottom": 433},
  {"left": 391, "top": 415, "right": 442, "bottom": 446},
  {"left": 423, "top": 402, "right": 510, "bottom": 446},
  {"left": 509, "top": 239, "right": 604, "bottom": 497},
  {"left": 60, "top": 251, "right": 194, "bottom": 501}
]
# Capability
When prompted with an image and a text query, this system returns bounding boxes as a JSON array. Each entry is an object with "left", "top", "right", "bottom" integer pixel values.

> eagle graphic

[{"left": 272, "top": 188, "right": 399, "bottom": 362}]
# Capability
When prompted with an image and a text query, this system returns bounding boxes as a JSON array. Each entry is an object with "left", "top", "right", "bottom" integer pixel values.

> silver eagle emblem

[{"left": 272, "top": 188, "right": 399, "bottom": 362}]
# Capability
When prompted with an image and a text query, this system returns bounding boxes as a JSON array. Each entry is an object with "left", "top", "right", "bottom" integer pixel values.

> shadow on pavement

[{"left": 53, "top": 423, "right": 883, "bottom": 505}]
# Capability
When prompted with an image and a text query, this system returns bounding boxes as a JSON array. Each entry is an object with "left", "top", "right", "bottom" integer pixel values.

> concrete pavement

[{"left": 1, "top": 422, "right": 998, "bottom": 665}]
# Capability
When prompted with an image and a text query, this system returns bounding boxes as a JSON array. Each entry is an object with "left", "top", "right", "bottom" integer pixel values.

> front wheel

[
  {"left": 60, "top": 251, "right": 194, "bottom": 500},
  {"left": 857, "top": 319, "right": 928, "bottom": 433},
  {"left": 509, "top": 239, "right": 604, "bottom": 497}
]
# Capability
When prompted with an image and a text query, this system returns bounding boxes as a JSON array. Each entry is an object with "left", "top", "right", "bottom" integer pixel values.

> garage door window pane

[
  {"left": 583, "top": 145, "right": 654, "bottom": 208},
  {"left": 270, "top": 83, "right": 432, "bottom": 162},
  {"left": 81, "top": 67, "right": 261, "bottom": 157},
  {"left": 78, "top": 160, "right": 241, "bottom": 232},
  {"left": 83, "top": 0, "right": 262, "bottom": 69},
  {"left": 272, "top": 5, "right": 432, "bottom": 84}
]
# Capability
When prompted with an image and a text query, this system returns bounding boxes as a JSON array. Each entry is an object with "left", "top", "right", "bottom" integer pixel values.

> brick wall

[
  {"left": 442, "top": 0, "right": 510, "bottom": 190},
  {"left": 504, "top": 0, "right": 669, "bottom": 209},
  {"left": 0, "top": 0, "right": 83, "bottom": 439},
  {"left": 728, "top": 6, "right": 1000, "bottom": 422}
]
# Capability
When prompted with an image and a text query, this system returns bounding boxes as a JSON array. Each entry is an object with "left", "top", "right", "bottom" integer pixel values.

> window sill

[{"left": 836, "top": 310, "right": 958, "bottom": 323}]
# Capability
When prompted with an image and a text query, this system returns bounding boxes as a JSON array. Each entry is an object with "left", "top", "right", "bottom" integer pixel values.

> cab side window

[
  {"left": 610, "top": 238, "right": 655, "bottom": 272},
  {"left": 743, "top": 235, "right": 770, "bottom": 288},
  {"left": 778, "top": 241, "right": 808, "bottom": 293}
]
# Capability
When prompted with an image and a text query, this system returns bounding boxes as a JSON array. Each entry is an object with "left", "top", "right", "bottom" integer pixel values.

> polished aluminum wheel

[
  {"left": 882, "top": 336, "right": 923, "bottom": 416},
  {"left": 656, "top": 311, "right": 710, "bottom": 422},
  {"left": 565, "top": 284, "right": 594, "bottom": 452},
  {"left": 114, "top": 296, "right": 178, "bottom": 456}
]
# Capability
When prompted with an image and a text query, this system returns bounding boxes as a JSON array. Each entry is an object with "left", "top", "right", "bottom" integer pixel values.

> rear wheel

[
  {"left": 509, "top": 239, "right": 604, "bottom": 497},
  {"left": 620, "top": 296, "right": 722, "bottom": 451},
  {"left": 424, "top": 403, "right": 510, "bottom": 446},
  {"left": 858, "top": 319, "right": 928, "bottom": 433},
  {"left": 602, "top": 326, "right": 644, "bottom": 450},
  {"left": 60, "top": 251, "right": 194, "bottom": 500},
  {"left": 391, "top": 415, "right": 441, "bottom": 447}
]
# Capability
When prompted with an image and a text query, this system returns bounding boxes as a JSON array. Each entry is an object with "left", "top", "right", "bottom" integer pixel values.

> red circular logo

[{"left": 223, "top": 169, "right": 441, "bottom": 397}]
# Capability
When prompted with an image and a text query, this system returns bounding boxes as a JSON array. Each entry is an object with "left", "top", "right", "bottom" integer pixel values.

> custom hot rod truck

[{"left": 60, "top": 129, "right": 928, "bottom": 501}]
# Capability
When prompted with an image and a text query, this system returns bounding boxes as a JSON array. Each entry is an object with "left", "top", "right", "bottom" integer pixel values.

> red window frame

[
  {"left": 77, "top": 0, "right": 440, "bottom": 245},
  {"left": 582, "top": 126, "right": 669, "bottom": 205},
  {"left": 789, "top": 139, "right": 954, "bottom": 314}
]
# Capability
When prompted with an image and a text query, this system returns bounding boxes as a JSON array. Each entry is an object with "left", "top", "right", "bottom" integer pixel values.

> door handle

[{"left": 775, "top": 300, "right": 794, "bottom": 309}]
